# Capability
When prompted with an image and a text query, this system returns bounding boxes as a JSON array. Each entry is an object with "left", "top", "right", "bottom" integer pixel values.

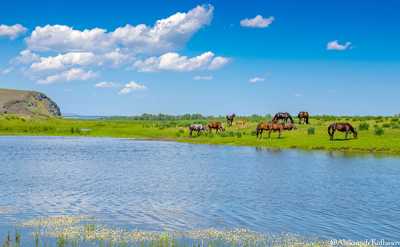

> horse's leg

[
  {"left": 345, "top": 131, "right": 348, "bottom": 139},
  {"left": 330, "top": 129, "right": 335, "bottom": 140},
  {"left": 278, "top": 130, "right": 281, "bottom": 138},
  {"left": 268, "top": 130, "right": 272, "bottom": 138}
]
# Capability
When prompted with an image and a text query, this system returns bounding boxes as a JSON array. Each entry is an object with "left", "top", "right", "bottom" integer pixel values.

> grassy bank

[{"left": 1, "top": 114, "right": 400, "bottom": 155}]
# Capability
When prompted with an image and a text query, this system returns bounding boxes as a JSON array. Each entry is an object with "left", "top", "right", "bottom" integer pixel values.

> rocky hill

[{"left": 0, "top": 88, "right": 61, "bottom": 117}]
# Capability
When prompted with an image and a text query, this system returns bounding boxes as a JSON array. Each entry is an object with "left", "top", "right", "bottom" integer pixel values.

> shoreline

[
  {"left": 1, "top": 115, "right": 400, "bottom": 156},
  {"left": 1, "top": 133, "right": 400, "bottom": 157}
]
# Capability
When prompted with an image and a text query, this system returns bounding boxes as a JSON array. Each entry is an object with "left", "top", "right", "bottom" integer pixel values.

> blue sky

[{"left": 0, "top": 0, "right": 399, "bottom": 116}]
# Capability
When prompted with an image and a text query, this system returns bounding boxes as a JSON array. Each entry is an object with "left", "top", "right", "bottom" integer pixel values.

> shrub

[
  {"left": 307, "top": 127, "right": 315, "bottom": 135},
  {"left": 178, "top": 129, "right": 184, "bottom": 134},
  {"left": 175, "top": 132, "right": 181, "bottom": 137},
  {"left": 374, "top": 127, "right": 384, "bottom": 136},
  {"left": 382, "top": 123, "right": 391, "bottom": 128},
  {"left": 392, "top": 124, "right": 400, "bottom": 129},
  {"left": 359, "top": 122, "right": 369, "bottom": 131},
  {"left": 250, "top": 130, "right": 257, "bottom": 136},
  {"left": 236, "top": 132, "right": 242, "bottom": 138},
  {"left": 219, "top": 132, "right": 228, "bottom": 137},
  {"left": 227, "top": 131, "right": 235, "bottom": 137}
]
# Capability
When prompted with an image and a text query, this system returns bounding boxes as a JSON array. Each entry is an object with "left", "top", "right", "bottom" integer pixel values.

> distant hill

[{"left": 0, "top": 88, "right": 61, "bottom": 117}]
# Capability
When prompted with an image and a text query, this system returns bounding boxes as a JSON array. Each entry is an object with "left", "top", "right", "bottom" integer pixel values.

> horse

[
  {"left": 189, "top": 124, "right": 206, "bottom": 136},
  {"left": 283, "top": 122, "right": 297, "bottom": 130},
  {"left": 226, "top": 113, "right": 236, "bottom": 127},
  {"left": 272, "top": 112, "right": 294, "bottom": 124},
  {"left": 298, "top": 111, "right": 310, "bottom": 124},
  {"left": 256, "top": 122, "right": 269, "bottom": 138},
  {"left": 256, "top": 122, "right": 284, "bottom": 138},
  {"left": 328, "top": 122, "right": 358, "bottom": 140},
  {"left": 208, "top": 121, "right": 225, "bottom": 133},
  {"left": 235, "top": 120, "right": 248, "bottom": 129}
]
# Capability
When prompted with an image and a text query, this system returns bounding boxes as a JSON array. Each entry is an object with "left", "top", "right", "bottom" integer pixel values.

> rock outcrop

[{"left": 0, "top": 88, "right": 61, "bottom": 117}]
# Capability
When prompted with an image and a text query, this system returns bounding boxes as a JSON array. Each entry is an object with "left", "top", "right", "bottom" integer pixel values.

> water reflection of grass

[{"left": 5, "top": 215, "right": 353, "bottom": 246}]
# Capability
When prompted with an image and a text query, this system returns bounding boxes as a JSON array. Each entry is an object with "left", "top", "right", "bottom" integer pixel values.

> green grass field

[{"left": 1, "top": 114, "right": 400, "bottom": 155}]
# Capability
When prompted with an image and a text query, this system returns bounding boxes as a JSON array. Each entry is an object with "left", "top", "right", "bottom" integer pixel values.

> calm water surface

[{"left": 0, "top": 136, "right": 399, "bottom": 240}]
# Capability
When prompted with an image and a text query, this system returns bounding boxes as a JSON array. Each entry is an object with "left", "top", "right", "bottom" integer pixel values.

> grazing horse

[
  {"left": 298, "top": 111, "right": 310, "bottom": 124},
  {"left": 235, "top": 120, "right": 248, "bottom": 129},
  {"left": 273, "top": 112, "right": 294, "bottom": 124},
  {"left": 328, "top": 122, "right": 358, "bottom": 140},
  {"left": 283, "top": 122, "right": 297, "bottom": 130},
  {"left": 208, "top": 121, "right": 225, "bottom": 133},
  {"left": 189, "top": 124, "right": 206, "bottom": 136},
  {"left": 256, "top": 122, "right": 269, "bottom": 138},
  {"left": 226, "top": 113, "right": 236, "bottom": 127},
  {"left": 256, "top": 122, "right": 285, "bottom": 138}
]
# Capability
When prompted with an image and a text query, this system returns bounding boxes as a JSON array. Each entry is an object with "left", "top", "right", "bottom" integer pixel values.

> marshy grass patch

[{"left": 8, "top": 215, "right": 358, "bottom": 247}]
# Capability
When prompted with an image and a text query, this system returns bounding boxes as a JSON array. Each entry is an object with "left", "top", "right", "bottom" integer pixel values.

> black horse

[
  {"left": 272, "top": 112, "right": 294, "bottom": 124},
  {"left": 226, "top": 113, "right": 236, "bottom": 127},
  {"left": 328, "top": 122, "right": 358, "bottom": 140}
]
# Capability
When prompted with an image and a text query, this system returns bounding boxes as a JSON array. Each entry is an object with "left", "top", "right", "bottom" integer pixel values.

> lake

[{"left": 0, "top": 136, "right": 399, "bottom": 243}]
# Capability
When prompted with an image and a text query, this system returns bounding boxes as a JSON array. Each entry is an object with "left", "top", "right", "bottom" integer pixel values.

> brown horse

[
  {"left": 256, "top": 122, "right": 284, "bottom": 138},
  {"left": 283, "top": 122, "right": 297, "bottom": 130},
  {"left": 226, "top": 113, "right": 236, "bottom": 127},
  {"left": 328, "top": 122, "right": 358, "bottom": 140},
  {"left": 298, "top": 111, "right": 309, "bottom": 124},
  {"left": 273, "top": 112, "right": 294, "bottom": 124},
  {"left": 208, "top": 121, "right": 225, "bottom": 133}
]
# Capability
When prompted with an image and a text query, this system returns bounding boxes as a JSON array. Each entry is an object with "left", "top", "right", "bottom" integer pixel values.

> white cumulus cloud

[
  {"left": 240, "top": 15, "right": 274, "bottom": 28},
  {"left": 37, "top": 68, "right": 96, "bottom": 84},
  {"left": 0, "top": 24, "right": 27, "bottom": 39},
  {"left": 133, "top": 51, "right": 229, "bottom": 72},
  {"left": 26, "top": 5, "right": 213, "bottom": 55},
  {"left": 326, "top": 40, "right": 352, "bottom": 51},
  {"left": 95, "top": 81, "right": 118, "bottom": 88},
  {"left": 119, "top": 81, "right": 146, "bottom": 94},
  {"left": 249, "top": 77, "right": 265, "bottom": 83},
  {"left": 30, "top": 52, "right": 96, "bottom": 71},
  {"left": 13, "top": 50, "right": 40, "bottom": 65}
]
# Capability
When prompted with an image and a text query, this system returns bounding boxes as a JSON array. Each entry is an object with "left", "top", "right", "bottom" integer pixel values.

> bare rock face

[{"left": 0, "top": 88, "right": 61, "bottom": 117}]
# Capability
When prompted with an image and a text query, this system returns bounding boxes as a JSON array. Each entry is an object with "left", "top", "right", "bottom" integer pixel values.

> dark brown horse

[
  {"left": 272, "top": 112, "right": 294, "bottom": 124},
  {"left": 298, "top": 111, "right": 310, "bottom": 124},
  {"left": 226, "top": 113, "right": 236, "bottom": 127},
  {"left": 328, "top": 122, "right": 358, "bottom": 140},
  {"left": 256, "top": 122, "right": 285, "bottom": 138},
  {"left": 208, "top": 121, "right": 225, "bottom": 133}
]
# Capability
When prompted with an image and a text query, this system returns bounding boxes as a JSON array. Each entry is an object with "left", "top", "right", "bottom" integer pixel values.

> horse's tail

[{"left": 328, "top": 124, "right": 335, "bottom": 137}]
